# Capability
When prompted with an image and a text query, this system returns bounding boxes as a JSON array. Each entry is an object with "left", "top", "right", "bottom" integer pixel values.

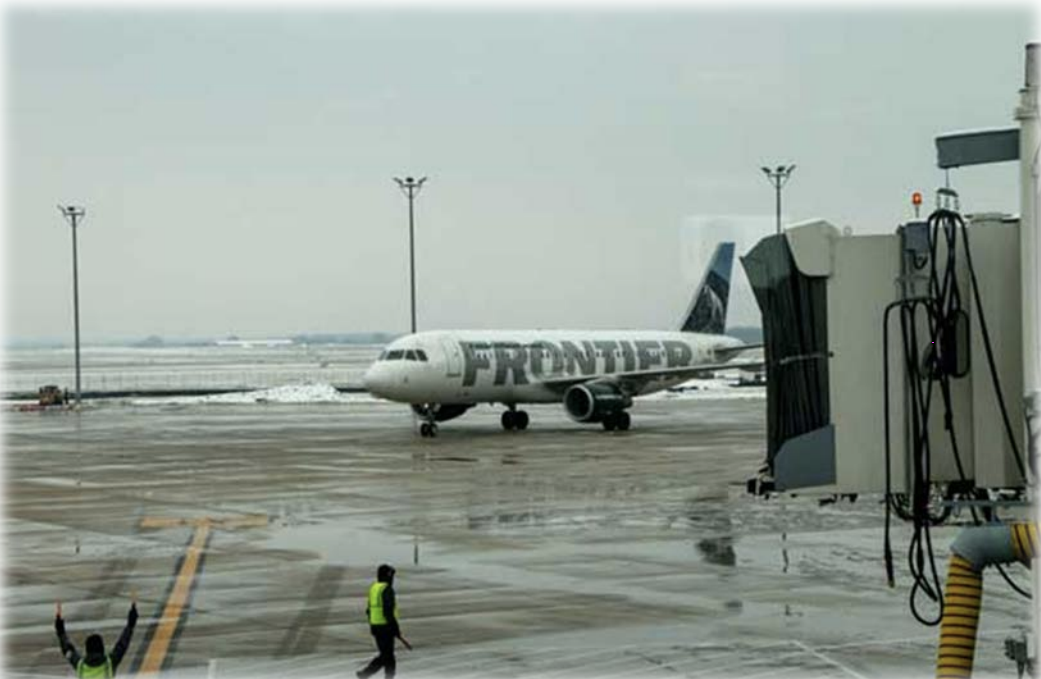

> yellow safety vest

[
  {"left": 367, "top": 582, "right": 399, "bottom": 626},
  {"left": 77, "top": 657, "right": 113, "bottom": 678}
]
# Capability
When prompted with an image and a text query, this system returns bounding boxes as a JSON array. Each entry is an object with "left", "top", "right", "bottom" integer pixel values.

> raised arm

[
  {"left": 109, "top": 602, "right": 139, "bottom": 670},
  {"left": 54, "top": 601, "right": 81, "bottom": 670}
]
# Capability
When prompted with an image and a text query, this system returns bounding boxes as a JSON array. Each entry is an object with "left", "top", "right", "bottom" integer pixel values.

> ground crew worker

[
  {"left": 357, "top": 564, "right": 410, "bottom": 679},
  {"left": 55, "top": 597, "right": 138, "bottom": 677}
]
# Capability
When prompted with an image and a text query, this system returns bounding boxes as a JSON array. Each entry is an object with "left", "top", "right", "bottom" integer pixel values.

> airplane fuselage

[{"left": 363, "top": 329, "right": 744, "bottom": 406}]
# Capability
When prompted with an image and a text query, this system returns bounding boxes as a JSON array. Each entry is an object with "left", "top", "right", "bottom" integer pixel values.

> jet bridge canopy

[{"left": 741, "top": 231, "right": 832, "bottom": 488}]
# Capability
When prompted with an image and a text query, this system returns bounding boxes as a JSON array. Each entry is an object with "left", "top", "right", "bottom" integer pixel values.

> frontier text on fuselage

[{"left": 461, "top": 339, "right": 696, "bottom": 386}]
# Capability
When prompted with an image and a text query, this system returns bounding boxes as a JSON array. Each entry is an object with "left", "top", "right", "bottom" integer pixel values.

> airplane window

[
  {"left": 387, "top": 350, "right": 404, "bottom": 360},
  {"left": 416, "top": 350, "right": 428, "bottom": 361},
  {"left": 405, "top": 350, "right": 417, "bottom": 361}
]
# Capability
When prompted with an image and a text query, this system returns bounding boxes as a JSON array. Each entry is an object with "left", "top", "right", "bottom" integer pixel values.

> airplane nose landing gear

[
  {"left": 410, "top": 403, "right": 473, "bottom": 437},
  {"left": 413, "top": 404, "right": 439, "bottom": 438}
]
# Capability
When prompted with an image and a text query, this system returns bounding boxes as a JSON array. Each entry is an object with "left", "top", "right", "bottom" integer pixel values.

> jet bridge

[
  {"left": 742, "top": 212, "right": 1025, "bottom": 495},
  {"left": 741, "top": 42, "right": 1038, "bottom": 679}
]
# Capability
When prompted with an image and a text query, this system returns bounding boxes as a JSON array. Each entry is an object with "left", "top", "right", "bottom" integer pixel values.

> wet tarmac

[{"left": 3, "top": 397, "right": 1032, "bottom": 678}]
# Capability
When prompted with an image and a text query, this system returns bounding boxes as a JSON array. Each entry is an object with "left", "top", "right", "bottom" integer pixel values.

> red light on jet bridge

[{"left": 912, "top": 191, "right": 923, "bottom": 206}]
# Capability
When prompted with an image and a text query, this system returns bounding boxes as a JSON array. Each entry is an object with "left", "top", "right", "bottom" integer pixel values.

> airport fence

[
  {"left": 1, "top": 345, "right": 382, "bottom": 397},
  {"left": 2, "top": 367, "right": 367, "bottom": 396}
]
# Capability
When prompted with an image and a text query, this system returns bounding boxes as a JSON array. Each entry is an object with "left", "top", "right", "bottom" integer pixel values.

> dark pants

[{"left": 358, "top": 627, "right": 396, "bottom": 679}]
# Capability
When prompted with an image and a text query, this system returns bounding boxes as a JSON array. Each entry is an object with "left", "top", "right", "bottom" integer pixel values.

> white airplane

[{"left": 363, "top": 242, "right": 760, "bottom": 436}]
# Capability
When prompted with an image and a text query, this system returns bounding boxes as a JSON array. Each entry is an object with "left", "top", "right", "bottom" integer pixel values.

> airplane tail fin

[{"left": 678, "top": 241, "right": 734, "bottom": 334}]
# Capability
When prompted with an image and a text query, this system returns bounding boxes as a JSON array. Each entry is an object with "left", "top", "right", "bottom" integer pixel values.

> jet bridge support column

[
  {"left": 1018, "top": 43, "right": 1039, "bottom": 464},
  {"left": 1016, "top": 43, "right": 1040, "bottom": 675},
  {"left": 938, "top": 43, "right": 1041, "bottom": 679}
]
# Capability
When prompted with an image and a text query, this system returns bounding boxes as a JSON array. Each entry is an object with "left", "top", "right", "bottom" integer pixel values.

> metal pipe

[
  {"left": 775, "top": 181, "right": 782, "bottom": 236},
  {"left": 71, "top": 216, "right": 80, "bottom": 407},
  {"left": 760, "top": 165, "right": 795, "bottom": 235},
  {"left": 394, "top": 176, "right": 427, "bottom": 334},
  {"left": 59, "top": 205, "right": 85, "bottom": 408},
  {"left": 408, "top": 186, "right": 416, "bottom": 334}
]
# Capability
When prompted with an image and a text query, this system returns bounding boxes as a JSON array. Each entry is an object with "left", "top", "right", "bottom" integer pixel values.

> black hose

[
  {"left": 955, "top": 214, "right": 1029, "bottom": 480},
  {"left": 881, "top": 206, "right": 1031, "bottom": 617}
]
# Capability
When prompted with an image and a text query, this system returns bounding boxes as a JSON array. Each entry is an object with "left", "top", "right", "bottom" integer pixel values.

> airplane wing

[
  {"left": 538, "top": 358, "right": 766, "bottom": 394},
  {"left": 714, "top": 343, "right": 763, "bottom": 362}
]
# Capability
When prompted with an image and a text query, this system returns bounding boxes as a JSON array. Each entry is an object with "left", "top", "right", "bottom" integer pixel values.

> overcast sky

[{"left": 5, "top": 6, "right": 1034, "bottom": 341}]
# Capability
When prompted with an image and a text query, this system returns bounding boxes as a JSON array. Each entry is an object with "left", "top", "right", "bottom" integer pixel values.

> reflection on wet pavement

[
  {"left": 696, "top": 537, "right": 736, "bottom": 567},
  {"left": 4, "top": 398, "right": 1031, "bottom": 678}
]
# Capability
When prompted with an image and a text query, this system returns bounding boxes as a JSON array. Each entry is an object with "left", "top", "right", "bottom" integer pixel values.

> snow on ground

[
  {"left": 127, "top": 380, "right": 763, "bottom": 406},
  {"left": 130, "top": 383, "right": 381, "bottom": 406},
  {"left": 649, "top": 377, "right": 765, "bottom": 401}
]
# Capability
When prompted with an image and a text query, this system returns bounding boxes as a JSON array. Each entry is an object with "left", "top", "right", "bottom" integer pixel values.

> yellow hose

[
  {"left": 935, "top": 521, "right": 1036, "bottom": 679},
  {"left": 1011, "top": 522, "right": 1039, "bottom": 563},
  {"left": 936, "top": 554, "right": 984, "bottom": 679}
]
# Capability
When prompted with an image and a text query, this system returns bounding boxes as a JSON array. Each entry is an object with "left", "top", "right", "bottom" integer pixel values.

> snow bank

[
  {"left": 130, "top": 383, "right": 383, "bottom": 406},
  {"left": 128, "top": 380, "right": 763, "bottom": 407},
  {"left": 645, "top": 378, "right": 765, "bottom": 401}
]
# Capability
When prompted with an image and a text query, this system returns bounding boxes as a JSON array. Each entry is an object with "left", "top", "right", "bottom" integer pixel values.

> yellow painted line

[
  {"left": 137, "top": 522, "right": 211, "bottom": 676},
  {"left": 140, "top": 517, "right": 196, "bottom": 529},
  {"left": 134, "top": 514, "right": 267, "bottom": 676}
]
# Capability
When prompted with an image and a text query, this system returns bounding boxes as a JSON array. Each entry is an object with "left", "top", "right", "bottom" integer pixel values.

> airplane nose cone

[{"left": 362, "top": 364, "right": 387, "bottom": 396}]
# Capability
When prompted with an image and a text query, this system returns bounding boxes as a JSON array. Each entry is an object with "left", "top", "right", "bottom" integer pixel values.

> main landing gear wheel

[
  {"left": 419, "top": 422, "right": 439, "bottom": 438},
  {"left": 602, "top": 411, "right": 631, "bottom": 432},
  {"left": 501, "top": 409, "right": 530, "bottom": 431}
]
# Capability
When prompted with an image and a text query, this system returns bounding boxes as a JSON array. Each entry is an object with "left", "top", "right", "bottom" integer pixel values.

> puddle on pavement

[
  {"left": 264, "top": 522, "right": 416, "bottom": 567},
  {"left": 696, "top": 536, "right": 737, "bottom": 566}
]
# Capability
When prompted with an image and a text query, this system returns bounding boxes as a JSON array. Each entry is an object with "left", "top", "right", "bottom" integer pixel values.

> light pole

[
  {"left": 761, "top": 164, "right": 796, "bottom": 235},
  {"left": 393, "top": 176, "right": 427, "bottom": 334},
  {"left": 58, "top": 204, "right": 85, "bottom": 407}
]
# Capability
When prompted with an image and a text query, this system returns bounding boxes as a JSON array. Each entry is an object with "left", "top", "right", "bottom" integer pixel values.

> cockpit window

[
  {"left": 378, "top": 350, "right": 387, "bottom": 360},
  {"left": 383, "top": 348, "right": 428, "bottom": 361}
]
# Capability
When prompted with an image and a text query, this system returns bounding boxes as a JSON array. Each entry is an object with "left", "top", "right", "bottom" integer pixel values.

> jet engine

[{"left": 563, "top": 382, "right": 632, "bottom": 423}]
